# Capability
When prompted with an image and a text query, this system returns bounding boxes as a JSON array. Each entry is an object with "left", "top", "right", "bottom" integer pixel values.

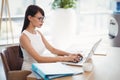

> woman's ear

[{"left": 28, "top": 15, "right": 32, "bottom": 21}]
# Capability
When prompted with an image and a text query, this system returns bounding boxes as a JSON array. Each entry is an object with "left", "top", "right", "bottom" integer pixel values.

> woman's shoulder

[
  {"left": 22, "top": 30, "right": 30, "bottom": 35},
  {"left": 20, "top": 30, "right": 30, "bottom": 41}
]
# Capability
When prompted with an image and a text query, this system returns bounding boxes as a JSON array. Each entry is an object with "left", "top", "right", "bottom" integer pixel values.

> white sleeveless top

[{"left": 21, "top": 30, "right": 45, "bottom": 71}]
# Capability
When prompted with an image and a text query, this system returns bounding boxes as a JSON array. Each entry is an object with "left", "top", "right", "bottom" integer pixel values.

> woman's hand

[{"left": 62, "top": 53, "right": 83, "bottom": 63}]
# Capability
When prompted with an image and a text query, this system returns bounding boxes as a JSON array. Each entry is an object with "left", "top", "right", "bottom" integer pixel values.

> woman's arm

[
  {"left": 20, "top": 33, "right": 60, "bottom": 62},
  {"left": 37, "top": 31, "right": 74, "bottom": 56},
  {"left": 38, "top": 31, "right": 83, "bottom": 59},
  {"left": 20, "top": 33, "right": 81, "bottom": 63}
]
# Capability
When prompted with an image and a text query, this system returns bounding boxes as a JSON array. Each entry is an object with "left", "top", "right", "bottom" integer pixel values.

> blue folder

[{"left": 32, "top": 62, "right": 83, "bottom": 80}]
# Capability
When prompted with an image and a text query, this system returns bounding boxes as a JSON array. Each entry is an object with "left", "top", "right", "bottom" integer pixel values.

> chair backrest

[
  {"left": 0, "top": 45, "right": 32, "bottom": 80},
  {"left": 0, "top": 52, "right": 10, "bottom": 79},
  {"left": 1, "top": 45, "right": 23, "bottom": 70}
]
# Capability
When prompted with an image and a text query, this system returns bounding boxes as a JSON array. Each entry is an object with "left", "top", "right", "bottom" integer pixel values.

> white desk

[{"left": 27, "top": 46, "right": 120, "bottom": 80}]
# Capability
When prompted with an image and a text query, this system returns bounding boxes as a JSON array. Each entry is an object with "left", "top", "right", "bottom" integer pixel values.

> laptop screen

[{"left": 85, "top": 39, "right": 102, "bottom": 62}]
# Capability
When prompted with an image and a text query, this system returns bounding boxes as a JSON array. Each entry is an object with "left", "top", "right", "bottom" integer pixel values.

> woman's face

[{"left": 29, "top": 12, "right": 44, "bottom": 28}]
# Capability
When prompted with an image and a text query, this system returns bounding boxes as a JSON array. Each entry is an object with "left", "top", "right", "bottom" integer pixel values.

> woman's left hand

[{"left": 69, "top": 53, "right": 83, "bottom": 63}]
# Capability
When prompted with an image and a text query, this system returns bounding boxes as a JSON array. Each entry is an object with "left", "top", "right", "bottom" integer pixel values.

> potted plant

[
  {"left": 50, "top": 0, "right": 78, "bottom": 49},
  {"left": 51, "top": 0, "right": 77, "bottom": 9}
]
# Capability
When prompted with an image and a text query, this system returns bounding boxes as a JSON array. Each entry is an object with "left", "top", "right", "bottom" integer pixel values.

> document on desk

[
  {"left": 32, "top": 62, "right": 83, "bottom": 80},
  {"left": 94, "top": 47, "right": 107, "bottom": 56}
]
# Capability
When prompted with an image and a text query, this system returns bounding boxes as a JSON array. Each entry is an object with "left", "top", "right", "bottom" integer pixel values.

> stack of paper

[
  {"left": 94, "top": 47, "right": 107, "bottom": 56},
  {"left": 32, "top": 62, "right": 83, "bottom": 80}
]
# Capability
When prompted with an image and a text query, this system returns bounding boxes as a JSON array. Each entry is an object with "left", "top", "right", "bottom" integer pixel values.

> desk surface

[{"left": 27, "top": 46, "right": 120, "bottom": 80}]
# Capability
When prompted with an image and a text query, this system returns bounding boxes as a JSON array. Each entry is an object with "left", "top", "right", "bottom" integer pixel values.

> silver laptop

[{"left": 62, "top": 39, "right": 102, "bottom": 66}]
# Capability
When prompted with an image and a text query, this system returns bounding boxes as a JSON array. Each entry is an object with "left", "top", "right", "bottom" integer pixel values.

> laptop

[{"left": 62, "top": 39, "right": 102, "bottom": 66}]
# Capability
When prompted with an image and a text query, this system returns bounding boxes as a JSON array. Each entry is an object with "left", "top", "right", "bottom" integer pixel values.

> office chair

[{"left": 0, "top": 45, "right": 31, "bottom": 80}]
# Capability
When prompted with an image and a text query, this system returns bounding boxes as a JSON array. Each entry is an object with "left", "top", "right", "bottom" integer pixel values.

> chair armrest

[{"left": 8, "top": 70, "right": 31, "bottom": 80}]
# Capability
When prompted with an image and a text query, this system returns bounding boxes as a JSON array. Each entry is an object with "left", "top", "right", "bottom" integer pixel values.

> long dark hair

[
  {"left": 22, "top": 5, "right": 45, "bottom": 32},
  {"left": 19, "top": 5, "right": 45, "bottom": 58}
]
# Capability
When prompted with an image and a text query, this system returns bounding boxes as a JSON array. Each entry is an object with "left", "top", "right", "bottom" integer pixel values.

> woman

[{"left": 19, "top": 5, "right": 83, "bottom": 71}]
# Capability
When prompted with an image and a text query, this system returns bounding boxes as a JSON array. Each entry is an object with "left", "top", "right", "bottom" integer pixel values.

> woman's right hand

[{"left": 62, "top": 54, "right": 81, "bottom": 63}]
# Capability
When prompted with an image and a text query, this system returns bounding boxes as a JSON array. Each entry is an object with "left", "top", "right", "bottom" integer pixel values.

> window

[
  {"left": 0, "top": 0, "right": 35, "bottom": 45},
  {"left": 76, "top": 0, "right": 112, "bottom": 36},
  {"left": 0, "top": 0, "right": 112, "bottom": 45}
]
